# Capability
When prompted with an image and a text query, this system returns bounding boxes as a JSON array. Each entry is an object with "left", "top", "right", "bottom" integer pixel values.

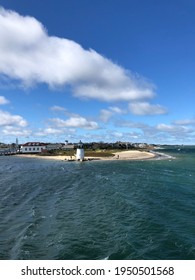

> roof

[{"left": 22, "top": 142, "right": 47, "bottom": 147}]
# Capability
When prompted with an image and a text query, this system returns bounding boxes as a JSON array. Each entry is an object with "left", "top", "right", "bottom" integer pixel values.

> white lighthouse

[{"left": 76, "top": 140, "right": 84, "bottom": 161}]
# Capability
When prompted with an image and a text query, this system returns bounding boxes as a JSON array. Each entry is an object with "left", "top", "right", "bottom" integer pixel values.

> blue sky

[{"left": 0, "top": 0, "right": 195, "bottom": 144}]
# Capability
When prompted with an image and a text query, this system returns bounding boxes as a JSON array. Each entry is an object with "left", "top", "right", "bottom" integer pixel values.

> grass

[
  {"left": 40, "top": 148, "right": 151, "bottom": 157},
  {"left": 84, "top": 150, "right": 114, "bottom": 157},
  {"left": 40, "top": 149, "right": 115, "bottom": 157}
]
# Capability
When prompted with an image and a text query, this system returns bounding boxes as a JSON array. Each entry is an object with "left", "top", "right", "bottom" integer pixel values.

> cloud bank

[{"left": 0, "top": 7, "right": 156, "bottom": 102}]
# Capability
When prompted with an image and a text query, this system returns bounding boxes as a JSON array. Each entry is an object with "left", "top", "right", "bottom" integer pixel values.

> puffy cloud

[
  {"left": 100, "top": 106, "right": 126, "bottom": 122},
  {"left": 0, "top": 109, "right": 28, "bottom": 127},
  {"left": 109, "top": 106, "right": 125, "bottom": 114},
  {"left": 34, "top": 127, "right": 70, "bottom": 137},
  {"left": 0, "top": 95, "right": 9, "bottom": 105},
  {"left": 2, "top": 126, "right": 31, "bottom": 137},
  {"left": 129, "top": 102, "right": 167, "bottom": 115},
  {"left": 35, "top": 128, "right": 63, "bottom": 136},
  {"left": 49, "top": 116, "right": 99, "bottom": 130},
  {"left": 99, "top": 109, "right": 113, "bottom": 122},
  {"left": 0, "top": 7, "right": 155, "bottom": 102},
  {"left": 0, "top": 96, "right": 29, "bottom": 138}
]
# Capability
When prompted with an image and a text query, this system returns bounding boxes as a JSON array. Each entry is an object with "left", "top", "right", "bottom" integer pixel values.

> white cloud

[
  {"left": 0, "top": 95, "right": 9, "bottom": 105},
  {"left": 99, "top": 109, "right": 114, "bottom": 122},
  {"left": 156, "top": 124, "right": 175, "bottom": 132},
  {"left": 100, "top": 106, "right": 125, "bottom": 122},
  {"left": 33, "top": 127, "right": 76, "bottom": 140},
  {"left": 34, "top": 127, "right": 65, "bottom": 137},
  {"left": 155, "top": 123, "right": 195, "bottom": 144},
  {"left": 114, "top": 118, "right": 195, "bottom": 144},
  {"left": 109, "top": 106, "right": 125, "bottom": 114},
  {"left": 49, "top": 116, "right": 99, "bottom": 130},
  {"left": 0, "top": 7, "right": 156, "bottom": 102},
  {"left": 173, "top": 118, "right": 195, "bottom": 126},
  {"left": 50, "top": 105, "right": 67, "bottom": 113},
  {"left": 0, "top": 109, "right": 28, "bottom": 127},
  {"left": 129, "top": 102, "right": 167, "bottom": 115},
  {"left": 111, "top": 131, "right": 124, "bottom": 138},
  {"left": 50, "top": 105, "right": 79, "bottom": 118},
  {"left": 2, "top": 126, "right": 31, "bottom": 137},
  {"left": 156, "top": 123, "right": 191, "bottom": 133}
]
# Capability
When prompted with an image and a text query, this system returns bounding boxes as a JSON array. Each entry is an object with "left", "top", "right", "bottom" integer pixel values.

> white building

[
  {"left": 21, "top": 142, "right": 47, "bottom": 153},
  {"left": 76, "top": 141, "right": 84, "bottom": 161}
]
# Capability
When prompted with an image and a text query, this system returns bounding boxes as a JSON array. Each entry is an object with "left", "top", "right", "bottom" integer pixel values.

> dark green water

[{"left": 0, "top": 146, "right": 195, "bottom": 260}]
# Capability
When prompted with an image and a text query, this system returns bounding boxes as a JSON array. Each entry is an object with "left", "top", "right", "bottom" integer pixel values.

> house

[
  {"left": 62, "top": 144, "right": 75, "bottom": 150},
  {"left": 20, "top": 142, "right": 47, "bottom": 153},
  {"left": 46, "top": 143, "right": 62, "bottom": 150}
]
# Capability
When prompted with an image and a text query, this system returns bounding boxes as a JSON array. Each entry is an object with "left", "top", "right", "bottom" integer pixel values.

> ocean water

[{"left": 0, "top": 146, "right": 195, "bottom": 260}]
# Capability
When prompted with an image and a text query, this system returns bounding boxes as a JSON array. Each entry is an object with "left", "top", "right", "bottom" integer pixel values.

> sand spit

[{"left": 15, "top": 150, "right": 159, "bottom": 161}]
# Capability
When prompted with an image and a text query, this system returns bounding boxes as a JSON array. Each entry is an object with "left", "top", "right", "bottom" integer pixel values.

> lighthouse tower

[{"left": 76, "top": 140, "right": 84, "bottom": 161}]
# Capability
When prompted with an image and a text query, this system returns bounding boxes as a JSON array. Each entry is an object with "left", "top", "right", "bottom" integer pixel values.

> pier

[{"left": 0, "top": 150, "right": 17, "bottom": 156}]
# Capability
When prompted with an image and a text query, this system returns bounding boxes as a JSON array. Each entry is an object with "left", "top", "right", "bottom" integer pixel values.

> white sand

[
  {"left": 113, "top": 150, "right": 155, "bottom": 160},
  {"left": 15, "top": 150, "right": 155, "bottom": 161},
  {"left": 15, "top": 154, "right": 73, "bottom": 161}
]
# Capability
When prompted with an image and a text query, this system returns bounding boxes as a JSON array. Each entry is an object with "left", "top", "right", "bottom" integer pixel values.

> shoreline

[{"left": 14, "top": 150, "right": 173, "bottom": 162}]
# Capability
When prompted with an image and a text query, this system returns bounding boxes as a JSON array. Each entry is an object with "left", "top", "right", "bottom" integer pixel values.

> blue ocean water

[{"left": 0, "top": 146, "right": 195, "bottom": 260}]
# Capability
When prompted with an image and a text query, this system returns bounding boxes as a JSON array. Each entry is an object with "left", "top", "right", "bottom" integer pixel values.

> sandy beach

[
  {"left": 113, "top": 150, "right": 155, "bottom": 160},
  {"left": 15, "top": 150, "right": 156, "bottom": 161}
]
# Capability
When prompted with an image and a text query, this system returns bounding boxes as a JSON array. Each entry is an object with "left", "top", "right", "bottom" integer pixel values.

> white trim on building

[{"left": 21, "top": 142, "right": 47, "bottom": 153}]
